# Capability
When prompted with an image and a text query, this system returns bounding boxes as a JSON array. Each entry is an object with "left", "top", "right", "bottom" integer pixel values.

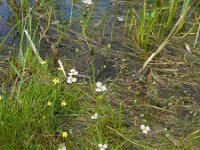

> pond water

[
  {"left": 0, "top": 0, "right": 10, "bottom": 36},
  {"left": 0, "top": 0, "right": 142, "bottom": 37},
  {"left": 0, "top": 0, "right": 142, "bottom": 73}
]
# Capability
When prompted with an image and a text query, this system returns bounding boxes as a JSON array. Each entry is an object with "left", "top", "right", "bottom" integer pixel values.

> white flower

[
  {"left": 83, "top": 0, "right": 93, "bottom": 5},
  {"left": 140, "top": 125, "right": 151, "bottom": 134},
  {"left": 67, "top": 76, "right": 77, "bottom": 83},
  {"left": 96, "top": 82, "right": 107, "bottom": 92},
  {"left": 58, "top": 143, "right": 66, "bottom": 150},
  {"left": 68, "top": 68, "right": 78, "bottom": 76},
  {"left": 91, "top": 112, "right": 98, "bottom": 119},
  {"left": 98, "top": 143, "right": 108, "bottom": 150},
  {"left": 116, "top": 16, "right": 124, "bottom": 22}
]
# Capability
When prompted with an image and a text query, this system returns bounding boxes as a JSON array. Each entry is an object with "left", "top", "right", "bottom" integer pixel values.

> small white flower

[
  {"left": 96, "top": 82, "right": 107, "bottom": 92},
  {"left": 67, "top": 76, "right": 77, "bottom": 83},
  {"left": 98, "top": 143, "right": 108, "bottom": 150},
  {"left": 68, "top": 68, "right": 78, "bottom": 76},
  {"left": 91, "top": 112, "right": 98, "bottom": 119},
  {"left": 83, "top": 0, "right": 93, "bottom": 5},
  {"left": 140, "top": 125, "right": 151, "bottom": 134},
  {"left": 116, "top": 16, "right": 124, "bottom": 22},
  {"left": 57, "top": 143, "right": 66, "bottom": 150}
]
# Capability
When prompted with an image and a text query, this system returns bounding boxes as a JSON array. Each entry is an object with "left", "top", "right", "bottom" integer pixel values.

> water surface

[{"left": 0, "top": 0, "right": 10, "bottom": 37}]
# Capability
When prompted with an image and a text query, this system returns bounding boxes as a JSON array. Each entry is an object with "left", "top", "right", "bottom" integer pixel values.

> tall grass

[
  {"left": 135, "top": 0, "right": 146, "bottom": 49},
  {"left": 174, "top": 0, "right": 190, "bottom": 34},
  {"left": 166, "top": 0, "right": 180, "bottom": 28},
  {"left": 131, "top": 0, "right": 196, "bottom": 50}
]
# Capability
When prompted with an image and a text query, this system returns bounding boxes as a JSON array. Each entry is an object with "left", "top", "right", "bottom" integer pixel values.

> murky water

[
  {"left": 0, "top": 0, "right": 10, "bottom": 36},
  {"left": 0, "top": 0, "right": 141, "bottom": 36}
]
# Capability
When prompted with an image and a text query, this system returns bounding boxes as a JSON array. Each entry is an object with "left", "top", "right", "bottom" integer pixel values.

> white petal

[
  {"left": 91, "top": 113, "right": 98, "bottom": 119},
  {"left": 98, "top": 144, "right": 103, "bottom": 148},
  {"left": 61, "top": 145, "right": 66, "bottom": 150},
  {"left": 72, "top": 78, "right": 77, "bottom": 82},
  {"left": 103, "top": 144, "right": 108, "bottom": 148},
  {"left": 96, "top": 82, "right": 102, "bottom": 87},
  {"left": 83, "top": 0, "right": 87, "bottom": 4},
  {"left": 146, "top": 126, "right": 150, "bottom": 131},
  {"left": 100, "top": 148, "right": 105, "bottom": 150},
  {"left": 74, "top": 71, "right": 78, "bottom": 75},
  {"left": 94, "top": 113, "right": 98, "bottom": 117},
  {"left": 143, "top": 130, "right": 148, "bottom": 134},
  {"left": 57, "top": 144, "right": 66, "bottom": 150},
  {"left": 83, "top": 0, "right": 93, "bottom": 4},
  {"left": 70, "top": 69, "right": 78, "bottom": 75},
  {"left": 68, "top": 73, "right": 73, "bottom": 76},
  {"left": 140, "top": 125, "right": 145, "bottom": 130},
  {"left": 70, "top": 69, "right": 75, "bottom": 72},
  {"left": 96, "top": 88, "right": 101, "bottom": 92},
  {"left": 67, "top": 79, "right": 72, "bottom": 83},
  {"left": 102, "top": 86, "right": 107, "bottom": 91}
]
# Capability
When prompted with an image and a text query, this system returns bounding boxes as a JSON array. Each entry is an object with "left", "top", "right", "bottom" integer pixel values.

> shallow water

[
  {"left": 0, "top": 0, "right": 142, "bottom": 37},
  {"left": 0, "top": 0, "right": 10, "bottom": 36}
]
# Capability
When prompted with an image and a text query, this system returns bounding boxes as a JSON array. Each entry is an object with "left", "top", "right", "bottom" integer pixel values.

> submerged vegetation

[{"left": 0, "top": 0, "right": 200, "bottom": 149}]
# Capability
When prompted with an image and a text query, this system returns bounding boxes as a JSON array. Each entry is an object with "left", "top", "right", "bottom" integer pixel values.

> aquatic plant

[
  {"left": 140, "top": 125, "right": 151, "bottom": 134},
  {"left": 95, "top": 82, "right": 107, "bottom": 92},
  {"left": 98, "top": 143, "right": 108, "bottom": 150}
]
